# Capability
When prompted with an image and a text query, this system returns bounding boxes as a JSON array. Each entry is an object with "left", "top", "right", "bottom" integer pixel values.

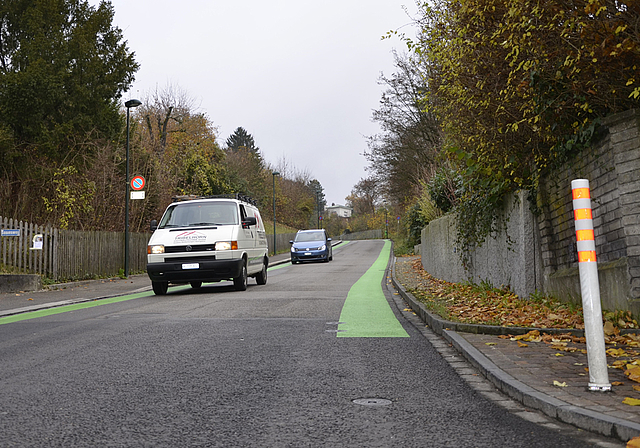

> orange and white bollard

[{"left": 571, "top": 179, "right": 611, "bottom": 392}]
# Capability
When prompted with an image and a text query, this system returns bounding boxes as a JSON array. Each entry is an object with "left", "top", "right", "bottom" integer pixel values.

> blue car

[{"left": 290, "top": 229, "right": 333, "bottom": 264}]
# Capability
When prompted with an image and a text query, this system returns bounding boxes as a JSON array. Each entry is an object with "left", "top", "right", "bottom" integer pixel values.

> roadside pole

[{"left": 571, "top": 179, "right": 611, "bottom": 392}]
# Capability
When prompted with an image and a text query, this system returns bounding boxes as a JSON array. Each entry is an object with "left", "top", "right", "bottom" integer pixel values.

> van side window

[{"left": 240, "top": 205, "right": 247, "bottom": 221}]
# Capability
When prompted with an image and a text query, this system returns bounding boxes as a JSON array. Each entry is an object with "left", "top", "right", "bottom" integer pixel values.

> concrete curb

[{"left": 391, "top": 259, "right": 640, "bottom": 442}]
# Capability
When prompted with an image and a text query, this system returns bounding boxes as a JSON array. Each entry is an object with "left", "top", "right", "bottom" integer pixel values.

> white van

[{"left": 146, "top": 195, "right": 269, "bottom": 295}]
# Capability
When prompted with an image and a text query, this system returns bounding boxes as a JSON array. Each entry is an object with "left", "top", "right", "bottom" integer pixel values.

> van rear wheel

[
  {"left": 233, "top": 261, "right": 248, "bottom": 291},
  {"left": 152, "top": 281, "right": 168, "bottom": 295}
]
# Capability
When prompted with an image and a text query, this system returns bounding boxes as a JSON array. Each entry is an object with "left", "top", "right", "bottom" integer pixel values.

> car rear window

[{"left": 294, "top": 232, "right": 325, "bottom": 242}]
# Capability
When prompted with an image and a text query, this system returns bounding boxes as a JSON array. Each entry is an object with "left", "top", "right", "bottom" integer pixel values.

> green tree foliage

[
  {"left": 401, "top": 0, "right": 639, "bottom": 252},
  {"left": 346, "top": 177, "right": 379, "bottom": 216},
  {"left": 271, "top": 163, "right": 317, "bottom": 230},
  {"left": 0, "top": 0, "right": 138, "bottom": 147},
  {"left": 412, "top": 0, "right": 639, "bottom": 185},
  {"left": 307, "top": 179, "right": 326, "bottom": 228},
  {"left": 0, "top": 0, "right": 138, "bottom": 223},
  {"left": 128, "top": 86, "right": 230, "bottom": 231},
  {"left": 226, "top": 127, "right": 260, "bottom": 153}
]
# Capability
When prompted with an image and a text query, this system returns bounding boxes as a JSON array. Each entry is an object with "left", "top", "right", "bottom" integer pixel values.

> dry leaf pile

[
  {"left": 404, "top": 258, "right": 637, "bottom": 331},
  {"left": 400, "top": 257, "right": 640, "bottom": 409}
]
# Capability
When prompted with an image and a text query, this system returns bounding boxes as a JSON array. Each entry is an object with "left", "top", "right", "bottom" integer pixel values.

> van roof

[{"left": 171, "top": 194, "right": 258, "bottom": 206}]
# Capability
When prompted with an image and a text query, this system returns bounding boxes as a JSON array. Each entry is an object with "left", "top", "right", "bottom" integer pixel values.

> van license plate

[{"left": 182, "top": 263, "right": 199, "bottom": 270}]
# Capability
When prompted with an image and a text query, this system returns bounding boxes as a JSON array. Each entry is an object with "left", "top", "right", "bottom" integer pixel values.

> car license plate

[
  {"left": 305, "top": 252, "right": 312, "bottom": 255},
  {"left": 182, "top": 263, "right": 199, "bottom": 270}
]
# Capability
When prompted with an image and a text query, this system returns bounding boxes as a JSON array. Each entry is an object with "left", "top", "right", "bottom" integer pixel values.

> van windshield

[{"left": 158, "top": 202, "right": 239, "bottom": 228}]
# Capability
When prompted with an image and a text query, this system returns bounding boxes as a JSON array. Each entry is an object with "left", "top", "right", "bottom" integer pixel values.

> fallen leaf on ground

[
  {"left": 604, "top": 321, "right": 616, "bottom": 336},
  {"left": 626, "top": 366, "right": 640, "bottom": 383},
  {"left": 623, "top": 397, "right": 640, "bottom": 406},
  {"left": 553, "top": 380, "right": 568, "bottom": 387},
  {"left": 612, "top": 381, "right": 624, "bottom": 386},
  {"left": 485, "top": 342, "right": 497, "bottom": 346},
  {"left": 517, "top": 341, "right": 528, "bottom": 348},
  {"left": 627, "top": 435, "right": 640, "bottom": 447}
]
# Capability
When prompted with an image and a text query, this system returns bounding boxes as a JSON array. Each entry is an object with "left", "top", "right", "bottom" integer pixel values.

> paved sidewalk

[{"left": 392, "top": 256, "right": 640, "bottom": 443}]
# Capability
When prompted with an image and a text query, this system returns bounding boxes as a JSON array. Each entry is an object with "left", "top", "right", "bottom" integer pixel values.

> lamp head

[{"left": 125, "top": 99, "right": 142, "bottom": 108}]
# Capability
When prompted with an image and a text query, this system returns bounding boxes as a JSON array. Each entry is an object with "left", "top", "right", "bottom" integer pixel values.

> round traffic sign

[{"left": 131, "top": 175, "right": 145, "bottom": 191}]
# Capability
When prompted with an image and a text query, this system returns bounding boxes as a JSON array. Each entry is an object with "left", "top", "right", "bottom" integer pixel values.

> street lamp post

[
  {"left": 316, "top": 190, "right": 321, "bottom": 229},
  {"left": 383, "top": 200, "right": 389, "bottom": 239},
  {"left": 272, "top": 171, "right": 279, "bottom": 255},
  {"left": 385, "top": 208, "right": 389, "bottom": 238},
  {"left": 124, "top": 99, "right": 142, "bottom": 278}
]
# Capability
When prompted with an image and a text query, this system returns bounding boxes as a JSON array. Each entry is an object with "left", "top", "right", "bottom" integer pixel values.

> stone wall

[
  {"left": 420, "top": 109, "right": 640, "bottom": 314},
  {"left": 537, "top": 109, "right": 640, "bottom": 313},
  {"left": 421, "top": 191, "right": 541, "bottom": 300}
]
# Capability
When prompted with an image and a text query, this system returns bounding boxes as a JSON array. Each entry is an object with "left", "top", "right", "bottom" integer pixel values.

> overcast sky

[{"left": 97, "top": 0, "right": 414, "bottom": 206}]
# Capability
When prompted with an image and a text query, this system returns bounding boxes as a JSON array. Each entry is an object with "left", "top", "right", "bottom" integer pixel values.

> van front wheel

[{"left": 234, "top": 261, "right": 248, "bottom": 291}]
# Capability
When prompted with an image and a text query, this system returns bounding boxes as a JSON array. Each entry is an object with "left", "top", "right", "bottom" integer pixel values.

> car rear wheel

[
  {"left": 255, "top": 259, "right": 268, "bottom": 285},
  {"left": 152, "top": 281, "right": 168, "bottom": 295},
  {"left": 233, "top": 261, "right": 248, "bottom": 291}
]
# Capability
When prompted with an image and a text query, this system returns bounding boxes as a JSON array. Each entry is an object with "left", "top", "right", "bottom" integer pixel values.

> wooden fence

[{"left": 0, "top": 216, "right": 149, "bottom": 281}]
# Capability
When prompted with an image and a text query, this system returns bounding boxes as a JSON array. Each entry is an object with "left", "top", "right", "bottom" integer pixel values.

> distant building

[{"left": 325, "top": 204, "right": 352, "bottom": 218}]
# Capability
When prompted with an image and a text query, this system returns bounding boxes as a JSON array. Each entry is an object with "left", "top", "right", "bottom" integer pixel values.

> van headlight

[
  {"left": 216, "top": 241, "right": 238, "bottom": 251},
  {"left": 148, "top": 245, "right": 165, "bottom": 254}
]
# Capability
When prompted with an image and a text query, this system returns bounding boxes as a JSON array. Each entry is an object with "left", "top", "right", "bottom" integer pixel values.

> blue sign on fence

[{"left": 1, "top": 229, "right": 20, "bottom": 237}]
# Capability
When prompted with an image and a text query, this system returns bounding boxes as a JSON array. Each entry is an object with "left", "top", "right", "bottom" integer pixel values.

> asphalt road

[{"left": 0, "top": 240, "right": 615, "bottom": 447}]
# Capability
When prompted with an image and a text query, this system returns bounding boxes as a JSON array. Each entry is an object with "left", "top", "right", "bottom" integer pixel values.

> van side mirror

[
  {"left": 242, "top": 216, "right": 257, "bottom": 229},
  {"left": 150, "top": 219, "right": 158, "bottom": 231}
]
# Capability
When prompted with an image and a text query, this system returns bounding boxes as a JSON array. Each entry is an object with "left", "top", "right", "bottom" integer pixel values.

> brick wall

[{"left": 537, "top": 109, "right": 640, "bottom": 312}]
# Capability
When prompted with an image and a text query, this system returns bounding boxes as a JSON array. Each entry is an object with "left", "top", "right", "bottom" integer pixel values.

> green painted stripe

[
  {"left": 0, "top": 261, "right": 290, "bottom": 325},
  {"left": 0, "top": 289, "right": 159, "bottom": 325},
  {"left": 337, "top": 240, "right": 409, "bottom": 338},
  {"left": 268, "top": 261, "right": 291, "bottom": 271}
]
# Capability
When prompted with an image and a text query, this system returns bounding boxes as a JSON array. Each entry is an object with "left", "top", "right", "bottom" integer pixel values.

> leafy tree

[
  {"left": 131, "top": 85, "right": 229, "bottom": 228},
  {"left": 0, "top": 0, "right": 138, "bottom": 148},
  {"left": 226, "top": 127, "right": 259, "bottom": 153},
  {"left": 0, "top": 0, "right": 138, "bottom": 222},
  {"left": 400, "top": 0, "right": 640, "bottom": 254},
  {"left": 346, "top": 177, "right": 379, "bottom": 216},
  {"left": 366, "top": 51, "right": 442, "bottom": 207},
  {"left": 270, "top": 160, "right": 316, "bottom": 230},
  {"left": 307, "top": 179, "right": 325, "bottom": 228}
]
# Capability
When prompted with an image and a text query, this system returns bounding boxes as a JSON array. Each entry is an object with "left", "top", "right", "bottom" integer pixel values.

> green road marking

[
  {"left": 0, "top": 290, "right": 158, "bottom": 325},
  {"left": 337, "top": 240, "right": 409, "bottom": 338},
  {"left": 0, "top": 262, "right": 288, "bottom": 325},
  {"left": 268, "top": 262, "right": 291, "bottom": 271}
]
